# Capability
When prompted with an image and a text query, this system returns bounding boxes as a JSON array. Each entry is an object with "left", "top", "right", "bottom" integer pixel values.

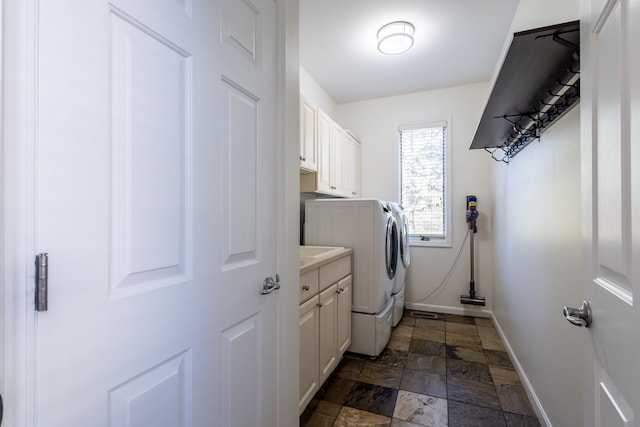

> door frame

[
  {"left": 0, "top": 0, "right": 300, "bottom": 425},
  {"left": 276, "top": 0, "right": 300, "bottom": 424}
]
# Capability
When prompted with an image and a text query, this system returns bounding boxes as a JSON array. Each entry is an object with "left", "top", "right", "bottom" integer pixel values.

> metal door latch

[{"left": 563, "top": 300, "right": 592, "bottom": 328}]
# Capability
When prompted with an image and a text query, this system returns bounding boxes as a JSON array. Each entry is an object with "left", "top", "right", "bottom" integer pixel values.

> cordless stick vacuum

[{"left": 460, "top": 195, "right": 486, "bottom": 306}]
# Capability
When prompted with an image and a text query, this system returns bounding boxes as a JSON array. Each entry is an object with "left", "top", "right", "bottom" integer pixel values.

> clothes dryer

[
  {"left": 390, "top": 202, "right": 411, "bottom": 327},
  {"left": 304, "top": 199, "right": 398, "bottom": 356}
]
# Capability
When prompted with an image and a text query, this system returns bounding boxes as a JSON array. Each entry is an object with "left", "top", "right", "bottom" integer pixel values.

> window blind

[{"left": 399, "top": 122, "right": 447, "bottom": 238}]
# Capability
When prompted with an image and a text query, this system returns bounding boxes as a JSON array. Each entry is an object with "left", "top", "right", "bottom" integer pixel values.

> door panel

[
  {"left": 110, "top": 10, "right": 192, "bottom": 296},
  {"left": 581, "top": 0, "right": 640, "bottom": 425},
  {"left": 33, "top": 0, "right": 279, "bottom": 425}
]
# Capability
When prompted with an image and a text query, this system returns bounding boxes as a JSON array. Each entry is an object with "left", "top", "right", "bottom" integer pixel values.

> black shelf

[{"left": 469, "top": 21, "right": 580, "bottom": 162}]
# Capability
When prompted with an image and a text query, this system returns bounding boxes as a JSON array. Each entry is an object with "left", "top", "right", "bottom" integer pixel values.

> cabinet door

[
  {"left": 299, "top": 295, "right": 319, "bottom": 413},
  {"left": 316, "top": 110, "right": 333, "bottom": 193},
  {"left": 330, "top": 124, "right": 344, "bottom": 195},
  {"left": 299, "top": 96, "right": 317, "bottom": 172},
  {"left": 318, "top": 283, "right": 338, "bottom": 384},
  {"left": 337, "top": 275, "right": 352, "bottom": 355},
  {"left": 343, "top": 133, "right": 361, "bottom": 198}
]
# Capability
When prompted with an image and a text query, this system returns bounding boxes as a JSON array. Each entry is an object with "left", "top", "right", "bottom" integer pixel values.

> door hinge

[{"left": 35, "top": 253, "right": 48, "bottom": 312}]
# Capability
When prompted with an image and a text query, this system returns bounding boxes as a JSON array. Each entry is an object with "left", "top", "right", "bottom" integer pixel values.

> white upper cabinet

[
  {"left": 343, "top": 132, "right": 361, "bottom": 198},
  {"left": 301, "top": 105, "right": 360, "bottom": 198},
  {"left": 316, "top": 109, "right": 333, "bottom": 193},
  {"left": 299, "top": 96, "right": 317, "bottom": 172}
]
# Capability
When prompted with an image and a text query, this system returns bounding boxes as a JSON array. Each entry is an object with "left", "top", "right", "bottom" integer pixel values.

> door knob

[
  {"left": 563, "top": 300, "right": 592, "bottom": 328},
  {"left": 260, "top": 275, "right": 280, "bottom": 295}
]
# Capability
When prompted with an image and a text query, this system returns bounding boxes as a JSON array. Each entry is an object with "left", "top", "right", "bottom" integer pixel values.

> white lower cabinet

[
  {"left": 298, "top": 254, "right": 352, "bottom": 414},
  {"left": 299, "top": 295, "right": 319, "bottom": 413},
  {"left": 336, "top": 275, "right": 352, "bottom": 355},
  {"left": 319, "top": 283, "right": 338, "bottom": 384}
]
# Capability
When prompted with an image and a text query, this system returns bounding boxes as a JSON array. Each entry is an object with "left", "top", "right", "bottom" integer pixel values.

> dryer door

[
  {"left": 385, "top": 216, "right": 399, "bottom": 279},
  {"left": 399, "top": 216, "right": 410, "bottom": 268}
]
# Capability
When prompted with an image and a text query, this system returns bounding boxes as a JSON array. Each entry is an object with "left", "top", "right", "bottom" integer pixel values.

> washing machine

[
  {"left": 390, "top": 202, "right": 411, "bottom": 327},
  {"left": 304, "top": 198, "right": 398, "bottom": 356}
]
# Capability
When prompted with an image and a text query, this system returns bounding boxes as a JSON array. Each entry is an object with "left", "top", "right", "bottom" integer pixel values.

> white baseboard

[
  {"left": 405, "top": 301, "right": 493, "bottom": 318},
  {"left": 403, "top": 302, "right": 551, "bottom": 426},
  {"left": 490, "top": 313, "right": 552, "bottom": 427}
]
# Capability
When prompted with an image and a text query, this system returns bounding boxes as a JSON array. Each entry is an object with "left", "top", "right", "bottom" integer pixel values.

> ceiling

[{"left": 299, "top": 0, "right": 520, "bottom": 104}]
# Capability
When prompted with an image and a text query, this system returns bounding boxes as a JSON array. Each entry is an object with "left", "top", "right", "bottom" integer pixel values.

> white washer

[
  {"left": 304, "top": 198, "right": 398, "bottom": 356},
  {"left": 390, "top": 202, "right": 411, "bottom": 327}
]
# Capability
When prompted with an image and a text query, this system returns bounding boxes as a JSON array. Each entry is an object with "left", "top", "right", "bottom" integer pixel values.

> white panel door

[
  {"left": 28, "top": 0, "right": 280, "bottom": 425},
  {"left": 579, "top": 0, "right": 640, "bottom": 425}
]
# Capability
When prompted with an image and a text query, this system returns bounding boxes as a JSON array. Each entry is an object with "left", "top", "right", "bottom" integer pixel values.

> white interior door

[
  {"left": 578, "top": 0, "right": 640, "bottom": 425},
  {"left": 26, "top": 0, "right": 280, "bottom": 425}
]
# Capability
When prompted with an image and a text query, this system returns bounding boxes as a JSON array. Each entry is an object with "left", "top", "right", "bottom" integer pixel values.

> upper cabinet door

[
  {"left": 316, "top": 109, "right": 333, "bottom": 193},
  {"left": 300, "top": 96, "right": 317, "bottom": 172},
  {"left": 343, "top": 132, "right": 361, "bottom": 198}
]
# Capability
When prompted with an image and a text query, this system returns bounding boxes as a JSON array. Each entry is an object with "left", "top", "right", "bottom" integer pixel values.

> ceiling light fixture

[{"left": 377, "top": 21, "right": 415, "bottom": 55}]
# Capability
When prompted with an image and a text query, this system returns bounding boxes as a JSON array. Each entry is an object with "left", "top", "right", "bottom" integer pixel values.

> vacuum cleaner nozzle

[{"left": 460, "top": 294, "right": 486, "bottom": 306}]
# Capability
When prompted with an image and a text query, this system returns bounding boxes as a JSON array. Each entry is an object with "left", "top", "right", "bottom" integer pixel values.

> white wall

[
  {"left": 336, "top": 83, "right": 495, "bottom": 314},
  {"left": 489, "top": 0, "right": 582, "bottom": 425},
  {"left": 492, "top": 107, "right": 582, "bottom": 427},
  {"left": 300, "top": 66, "right": 337, "bottom": 118}
]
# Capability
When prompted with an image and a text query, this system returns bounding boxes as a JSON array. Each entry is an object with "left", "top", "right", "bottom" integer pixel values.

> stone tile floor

[{"left": 300, "top": 311, "right": 541, "bottom": 427}]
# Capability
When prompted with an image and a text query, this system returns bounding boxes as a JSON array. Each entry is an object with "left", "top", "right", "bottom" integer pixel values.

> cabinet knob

[
  {"left": 317, "top": 302, "right": 323, "bottom": 307},
  {"left": 302, "top": 285, "right": 310, "bottom": 291}
]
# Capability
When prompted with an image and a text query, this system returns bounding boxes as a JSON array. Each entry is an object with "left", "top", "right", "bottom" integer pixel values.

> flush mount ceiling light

[{"left": 377, "top": 21, "right": 415, "bottom": 55}]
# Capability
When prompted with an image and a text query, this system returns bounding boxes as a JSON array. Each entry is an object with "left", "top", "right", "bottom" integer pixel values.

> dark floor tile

[
  {"left": 390, "top": 420, "right": 425, "bottom": 427},
  {"left": 300, "top": 398, "right": 319, "bottom": 426},
  {"left": 484, "top": 349, "right": 513, "bottom": 368},
  {"left": 314, "top": 400, "right": 343, "bottom": 416},
  {"left": 344, "top": 351, "right": 370, "bottom": 362},
  {"left": 445, "top": 314, "right": 477, "bottom": 324},
  {"left": 397, "top": 314, "right": 416, "bottom": 328},
  {"left": 446, "top": 345, "right": 487, "bottom": 363},
  {"left": 400, "top": 368, "right": 447, "bottom": 399},
  {"left": 370, "top": 348, "right": 409, "bottom": 368},
  {"left": 447, "top": 376, "right": 501, "bottom": 410},
  {"left": 446, "top": 331, "right": 483, "bottom": 350},
  {"left": 446, "top": 359, "right": 493, "bottom": 384},
  {"left": 474, "top": 317, "right": 494, "bottom": 328},
  {"left": 334, "top": 406, "right": 392, "bottom": 427},
  {"left": 394, "top": 390, "right": 448, "bottom": 425},
  {"left": 446, "top": 322, "right": 479, "bottom": 336},
  {"left": 405, "top": 353, "right": 447, "bottom": 375},
  {"left": 387, "top": 335, "right": 411, "bottom": 352},
  {"left": 412, "top": 327, "right": 446, "bottom": 343},
  {"left": 504, "top": 411, "right": 541, "bottom": 427},
  {"left": 300, "top": 411, "right": 336, "bottom": 427},
  {"left": 335, "top": 356, "right": 366, "bottom": 380},
  {"left": 357, "top": 362, "right": 403, "bottom": 389},
  {"left": 391, "top": 325, "right": 414, "bottom": 339},
  {"left": 415, "top": 318, "right": 446, "bottom": 331},
  {"left": 496, "top": 384, "right": 536, "bottom": 416},
  {"left": 315, "top": 375, "right": 356, "bottom": 405},
  {"left": 409, "top": 338, "right": 446, "bottom": 357},
  {"left": 448, "top": 400, "right": 507, "bottom": 427},
  {"left": 344, "top": 381, "right": 399, "bottom": 418}
]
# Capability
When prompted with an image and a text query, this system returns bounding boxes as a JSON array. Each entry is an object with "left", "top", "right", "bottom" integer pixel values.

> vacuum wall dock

[{"left": 461, "top": 195, "right": 486, "bottom": 306}]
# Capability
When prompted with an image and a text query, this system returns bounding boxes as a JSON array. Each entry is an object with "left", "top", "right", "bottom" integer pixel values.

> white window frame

[{"left": 397, "top": 118, "right": 452, "bottom": 248}]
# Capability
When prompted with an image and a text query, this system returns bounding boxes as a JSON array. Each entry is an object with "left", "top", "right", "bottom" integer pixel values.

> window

[{"left": 399, "top": 120, "right": 451, "bottom": 247}]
